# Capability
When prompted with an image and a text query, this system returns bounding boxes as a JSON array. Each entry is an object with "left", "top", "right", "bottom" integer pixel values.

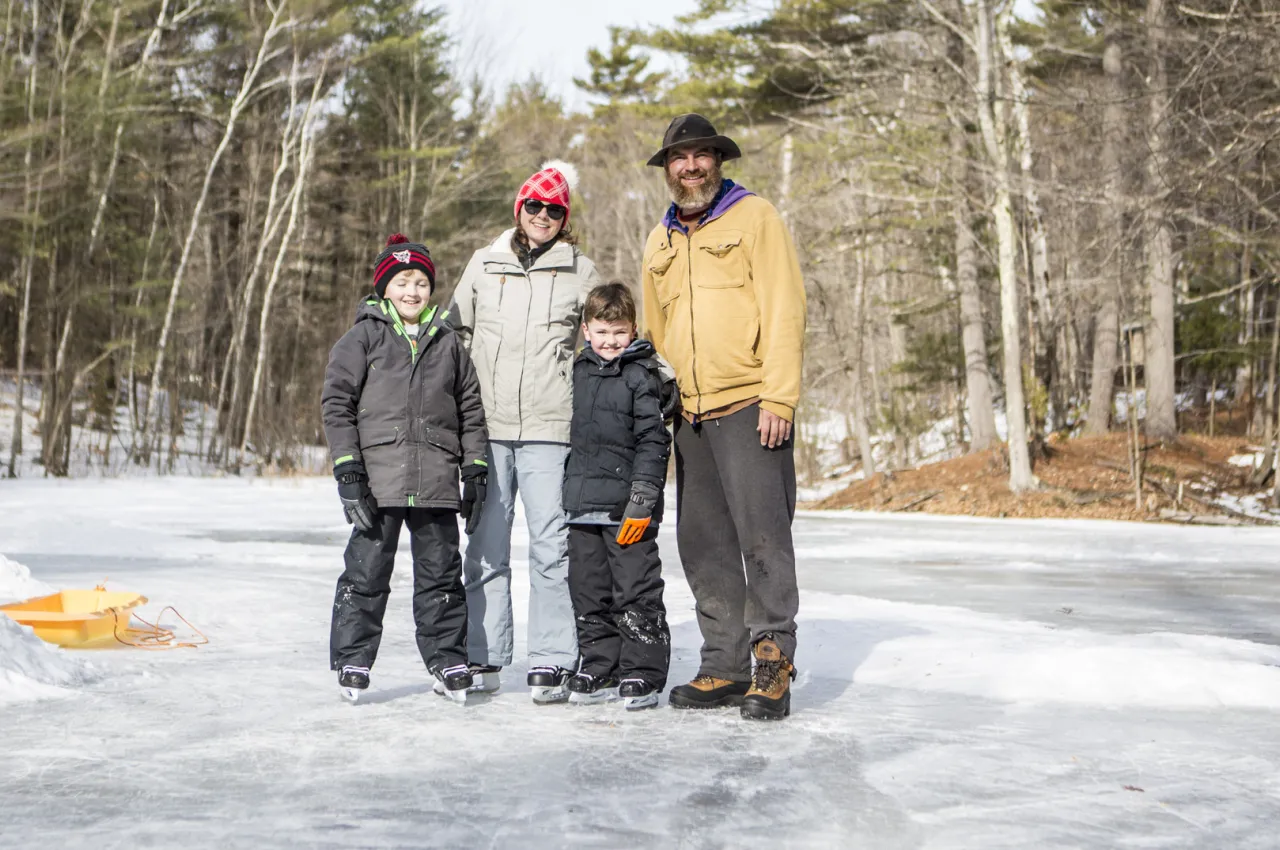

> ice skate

[
  {"left": 618, "top": 678, "right": 659, "bottom": 711},
  {"left": 566, "top": 672, "right": 620, "bottom": 705},
  {"left": 338, "top": 665, "right": 370, "bottom": 704},
  {"left": 527, "top": 665, "right": 572, "bottom": 704},
  {"left": 467, "top": 664, "right": 501, "bottom": 694},
  {"left": 431, "top": 664, "right": 474, "bottom": 705}
]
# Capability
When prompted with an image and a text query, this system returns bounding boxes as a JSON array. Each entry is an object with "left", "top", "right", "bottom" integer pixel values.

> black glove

[
  {"left": 334, "top": 460, "right": 376, "bottom": 532},
  {"left": 613, "top": 481, "right": 660, "bottom": 545},
  {"left": 459, "top": 462, "right": 488, "bottom": 535}
]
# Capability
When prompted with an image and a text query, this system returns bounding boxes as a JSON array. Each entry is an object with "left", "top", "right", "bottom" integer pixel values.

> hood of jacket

[
  {"left": 480, "top": 228, "right": 578, "bottom": 274},
  {"left": 577, "top": 337, "right": 657, "bottom": 371},
  {"left": 661, "top": 179, "right": 755, "bottom": 234},
  {"left": 352, "top": 296, "right": 440, "bottom": 330}
]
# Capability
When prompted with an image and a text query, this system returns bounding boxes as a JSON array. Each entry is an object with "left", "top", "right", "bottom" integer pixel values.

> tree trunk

[
  {"left": 8, "top": 0, "right": 42, "bottom": 477},
  {"left": 1143, "top": 0, "right": 1178, "bottom": 439},
  {"left": 241, "top": 64, "right": 327, "bottom": 458},
  {"left": 216, "top": 49, "right": 305, "bottom": 458},
  {"left": 850, "top": 234, "right": 875, "bottom": 475},
  {"left": 950, "top": 118, "right": 998, "bottom": 450},
  {"left": 142, "top": 3, "right": 286, "bottom": 447},
  {"left": 998, "top": 12, "right": 1054, "bottom": 409},
  {"left": 976, "top": 0, "right": 1035, "bottom": 491},
  {"left": 1086, "top": 34, "right": 1126, "bottom": 436}
]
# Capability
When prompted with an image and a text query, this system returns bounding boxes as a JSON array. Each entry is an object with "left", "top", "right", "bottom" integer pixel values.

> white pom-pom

[{"left": 541, "top": 159, "right": 579, "bottom": 191}]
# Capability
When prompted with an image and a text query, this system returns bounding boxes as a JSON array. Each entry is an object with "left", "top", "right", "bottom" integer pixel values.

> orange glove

[
  {"left": 614, "top": 481, "right": 660, "bottom": 547},
  {"left": 616, "top": 517, "right": 651, "bottom": 546}
]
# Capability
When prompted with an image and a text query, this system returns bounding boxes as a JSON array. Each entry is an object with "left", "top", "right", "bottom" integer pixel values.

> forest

[{"left": 0, "top": 0, "right": 1277, "bottom": 497}]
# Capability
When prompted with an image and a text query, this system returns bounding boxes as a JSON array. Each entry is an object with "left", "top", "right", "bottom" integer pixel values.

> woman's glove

[
  {"left": 459, "top": 462, "right": 488, "bottom": 535},
  {"left": 335, "top": 460, "right": 376, "bottom": 531}
]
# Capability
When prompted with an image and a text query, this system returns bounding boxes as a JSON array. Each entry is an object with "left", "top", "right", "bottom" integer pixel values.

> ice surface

[{"left": 1, "top": 478, "right": 1278, "bottom": 848}]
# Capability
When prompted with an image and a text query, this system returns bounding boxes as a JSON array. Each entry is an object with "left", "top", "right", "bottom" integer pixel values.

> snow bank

[
  {"left": 0, "top": 553, "right": 54, "bottom": 602},
  {"left": 0, "top": 555, "right": 87, "bottom": 705}
]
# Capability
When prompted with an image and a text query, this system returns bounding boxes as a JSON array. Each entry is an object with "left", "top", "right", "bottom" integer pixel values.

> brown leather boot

[
  {"left": 668, "top": 674, "right": 750, "bottom": 709},
  {"left": 741, "top": 638, "right": 795, "bottom": 720}
]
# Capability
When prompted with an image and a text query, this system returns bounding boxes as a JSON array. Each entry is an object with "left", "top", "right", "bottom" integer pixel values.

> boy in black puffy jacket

[
  {"left": 321, "top": 234, "right": 489, "bottom": 705},
  {"left": 561, "top": 282, "right": 676, "bottom": 710}
]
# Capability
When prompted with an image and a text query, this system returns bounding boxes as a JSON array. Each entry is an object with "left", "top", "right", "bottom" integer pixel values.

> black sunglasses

[{"left": 522, "top": 199, "right": 566, "bottom": 220}]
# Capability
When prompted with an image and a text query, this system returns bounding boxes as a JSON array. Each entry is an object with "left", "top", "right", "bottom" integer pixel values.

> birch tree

[
  {"left": 974, "top": 0, "right": 1035, "bottom": 490},
  {"left": 141, "top": 0, "right": 289, "bottom": 453}
]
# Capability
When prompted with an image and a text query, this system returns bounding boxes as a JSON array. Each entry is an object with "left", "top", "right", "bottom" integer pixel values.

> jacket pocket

[
  {"left": 422, "top": 425, "right": 462, "bottom": 459},
  {"left": 695, "top": 235, "right": 747, "bottom": 290},
  {"left": 357, "top": 425, "right": 400, "bottom": 450},
  {"left": 648, "top": 246, "right": 681, "bottom": 311}
]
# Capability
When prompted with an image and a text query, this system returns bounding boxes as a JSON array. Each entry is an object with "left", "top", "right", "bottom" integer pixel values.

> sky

[
  {"left": 438, "top": 0, "right": 1047, "bottom": 114},
  {"left": 438, "top": 0, "right": 696, "bottom": 113}
]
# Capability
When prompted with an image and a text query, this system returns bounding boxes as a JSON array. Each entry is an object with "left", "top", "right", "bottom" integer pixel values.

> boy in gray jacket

[{"left": 322, "top": 235, "right": 489, "bottom": 705}]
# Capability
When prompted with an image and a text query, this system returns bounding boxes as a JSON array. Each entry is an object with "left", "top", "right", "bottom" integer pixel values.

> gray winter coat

[
  {"left": 447, "top": 229, "right": 601, "bottom": 443},
  {"left": 322, "top": 298, "right": 487, "bottom": 510}
]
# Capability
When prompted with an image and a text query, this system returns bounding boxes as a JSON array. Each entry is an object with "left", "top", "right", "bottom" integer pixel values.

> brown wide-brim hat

[{"left": 646, "top": 113, "right": 742, "bottom": 167}]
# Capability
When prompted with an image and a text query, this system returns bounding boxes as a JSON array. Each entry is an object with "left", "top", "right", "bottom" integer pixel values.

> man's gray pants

[
  {"left": 674, "top": 404, "right": 798, "bottom": 682},
  {"left": 463, "top": 440, "right": 579, "bottom": 670}
]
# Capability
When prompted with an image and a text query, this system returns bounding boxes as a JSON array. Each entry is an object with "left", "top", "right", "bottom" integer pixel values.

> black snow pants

[
  {"left": 567, "top": 524, "right": 670, "bottom": 689},
  {"left": 329, "top": 507, "right": 467, "bottom": 675},
  {"left": 674, "top": 404, "right": 799, "bottom": 683}
]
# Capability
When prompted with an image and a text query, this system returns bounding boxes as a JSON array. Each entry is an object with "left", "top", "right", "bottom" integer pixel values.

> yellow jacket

[{"left": 641, "top": 190, "right": 807, "bottom": 421}]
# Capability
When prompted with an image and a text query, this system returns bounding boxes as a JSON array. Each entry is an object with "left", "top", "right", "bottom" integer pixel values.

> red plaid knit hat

[
  {"left": 373, "top": 234, "right": 436, "bottom": 298},
  {"left": 514, "top": 160, "right": 578, "bottom": 225}
]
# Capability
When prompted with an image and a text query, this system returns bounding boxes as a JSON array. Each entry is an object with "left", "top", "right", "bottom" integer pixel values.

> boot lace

[{"left": 752, "top": 658, "right": 784, "bottom": 693}]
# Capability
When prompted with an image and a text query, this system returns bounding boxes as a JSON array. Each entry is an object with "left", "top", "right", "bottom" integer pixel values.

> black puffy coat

[
  {"left": 321, "top": 298, "right": 487, "bottom": 510},
  {"left": 562, "top": 339, "right": 675, "bottom": 522}
]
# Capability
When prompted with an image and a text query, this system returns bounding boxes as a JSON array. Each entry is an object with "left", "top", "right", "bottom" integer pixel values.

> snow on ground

[
  {"left": 2, "top": 479, "right": 1279, "bottom": 848},
  {"left": 0, "top": 379, "right": 328, "bottom": 478},
  {"left": 0, "top": 555, "right": 89, "bottom": 705}
]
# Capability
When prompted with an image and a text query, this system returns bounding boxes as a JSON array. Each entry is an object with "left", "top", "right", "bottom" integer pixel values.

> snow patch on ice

[
  {"left": 0, "top": 556, "right": 88, "bottom": 706},
  {"left": 803, "top": 592, "right": 1280, "bottom": 710}
]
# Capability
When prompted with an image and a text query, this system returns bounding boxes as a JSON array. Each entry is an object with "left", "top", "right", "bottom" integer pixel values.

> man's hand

[
  {"left": 335, "top": 461, "right": 377, "bottom": 531},
  {"left": 757, "top": 407, "right": 793, "bottom": 449},
  {"left": 459, "top": 462, "right": 488, "bottom": 535}
]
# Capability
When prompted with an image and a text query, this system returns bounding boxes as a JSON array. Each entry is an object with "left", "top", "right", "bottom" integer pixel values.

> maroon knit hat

[{"left": 373, "top": 234, "right": 436, "bottom": 298}]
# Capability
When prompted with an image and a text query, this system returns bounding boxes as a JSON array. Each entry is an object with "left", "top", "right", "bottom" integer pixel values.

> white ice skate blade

[
  {"left": 569, "top": 687, "right": 619, "bottom": 705},
  {"left": 623, "top": 692, "right": 659, "bottom": 711},
  {"left": 530, "top": 685, "right": 570, "bottom": 705},
  {"left": 340, "top": 687, "right": 362, "bottom": 704},
  {"left": 469, "top": 672, "right": 500, "bottom": 693},
  {"left": 432, "top": 679, "right": 469, "bottom": 705}
]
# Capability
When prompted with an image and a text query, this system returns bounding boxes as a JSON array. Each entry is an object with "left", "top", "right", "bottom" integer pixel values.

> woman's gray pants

[{"left": 463, "top": 440, "right": 579, "bottom": 671}]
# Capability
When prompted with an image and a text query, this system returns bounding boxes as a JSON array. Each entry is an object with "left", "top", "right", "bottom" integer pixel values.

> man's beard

[{"left": 666, "top": 162, "right": 723, "bottom": 213}]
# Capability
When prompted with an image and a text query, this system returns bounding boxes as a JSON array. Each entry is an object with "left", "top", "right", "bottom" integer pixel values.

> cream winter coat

[{"left": 448, "top": 229, "right": 601, "bottom": 443}]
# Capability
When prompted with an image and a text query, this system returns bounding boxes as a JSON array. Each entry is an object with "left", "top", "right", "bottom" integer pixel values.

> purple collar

[{"left": 662, "top": 179, "right": 754, "bottom": 234}]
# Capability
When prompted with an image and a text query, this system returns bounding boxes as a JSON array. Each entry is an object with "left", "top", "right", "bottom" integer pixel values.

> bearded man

[{"left": 640, "top": 113, "right": 807, "bottom": 721}]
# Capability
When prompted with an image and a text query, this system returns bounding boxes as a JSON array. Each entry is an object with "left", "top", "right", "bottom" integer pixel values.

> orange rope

[{"left": 112, "top": 606, "right": 208, "bottom": 650}]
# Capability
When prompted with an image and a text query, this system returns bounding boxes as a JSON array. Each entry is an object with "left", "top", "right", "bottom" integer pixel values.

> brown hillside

[{"left": 810, "top": 434, "right": 1265, "bottom": 523}]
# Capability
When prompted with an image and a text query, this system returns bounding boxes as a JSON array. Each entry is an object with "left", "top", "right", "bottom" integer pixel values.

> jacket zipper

[
  {"left": 515, "top": 271, "right": 533, "bottom": 439},
  {"left": 390, "top": 302, "right": 438, "bottom": 504},
  {"left": 683, "top": 230, "right": 702, "bottom": 413}
]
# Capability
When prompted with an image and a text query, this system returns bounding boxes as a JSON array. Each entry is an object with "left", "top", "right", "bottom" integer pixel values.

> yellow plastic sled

[{"left": 0, "top": 587, "right": 148, "bottom": 647}]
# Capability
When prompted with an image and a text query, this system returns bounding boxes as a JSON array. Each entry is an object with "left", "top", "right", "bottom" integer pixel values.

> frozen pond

[{"left": 1, "top": 478, "right": 1277, "bottom": 848}]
